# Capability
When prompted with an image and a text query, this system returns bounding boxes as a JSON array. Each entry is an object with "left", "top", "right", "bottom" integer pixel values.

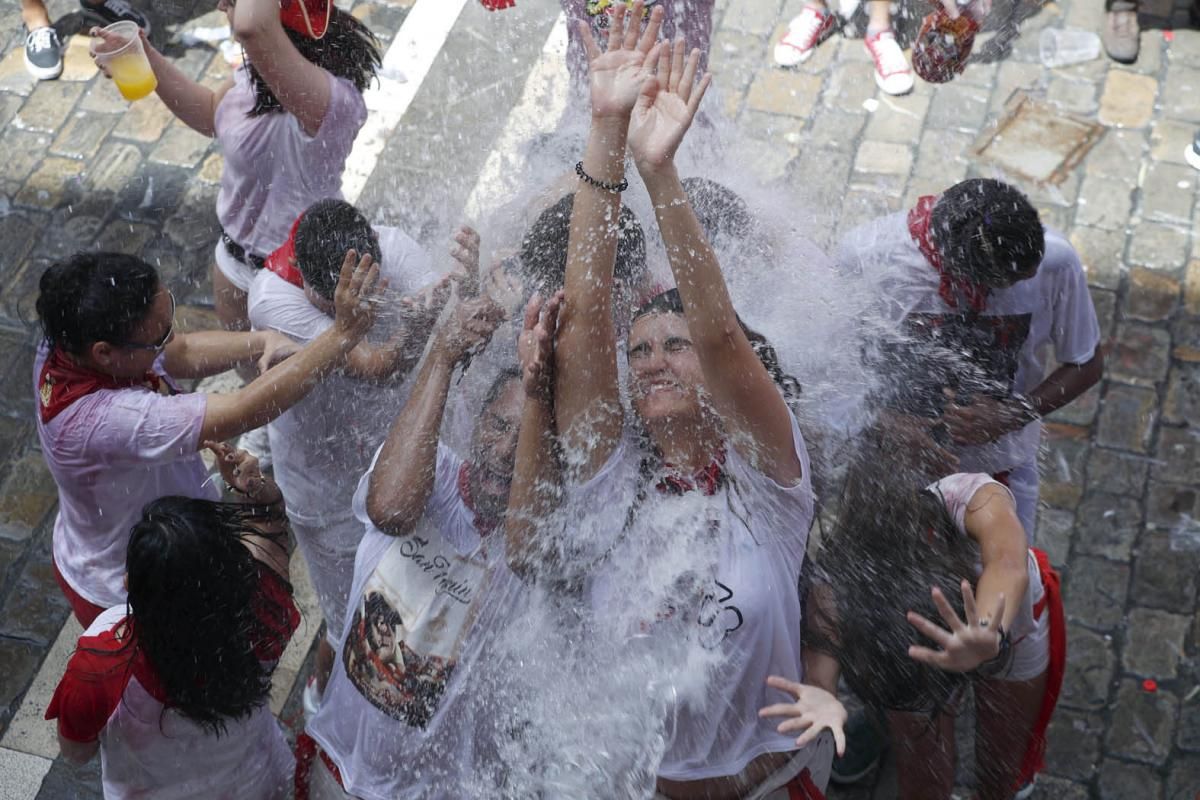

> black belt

[{"left": 221, "top": 232, "right": 265, "bottom": 271}]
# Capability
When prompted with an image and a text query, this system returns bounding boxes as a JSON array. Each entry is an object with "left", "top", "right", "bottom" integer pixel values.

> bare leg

[
  {"left": 212, "top": 262, "right": 250, "bottom": 332},
  {"left": 21, "top": 0, "right": 52, "bottom": 28},
  {"left": 887, "top": 709, "right": 956, "bottom": 800},
  {"left": 314, "top": 637, "right": 336, "bottom": 695},
  {"left": 867, "top": 0, "right": 891, "bottom": 30},
  {"left": 974, "top": 673, "right": 1047, "bottom": 800}
]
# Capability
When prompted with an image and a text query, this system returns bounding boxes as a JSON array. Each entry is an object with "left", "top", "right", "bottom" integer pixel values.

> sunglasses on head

[{"left": 120, "top": 289, "right": 176, "bottom": 353}]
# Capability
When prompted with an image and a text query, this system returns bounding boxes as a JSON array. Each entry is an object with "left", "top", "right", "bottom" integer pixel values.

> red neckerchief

[
  {"left": 907, "top": 195, "right": 989, "bottom": 313},
  {"left": 655, "top": 446, "right": 727, "bottom": 497},
  {"left": 264, "top": 214, "right": 305, "bottom": 289},
  {"left": 457, "top": 463, "right": 498, "bottom": 536},
  {"left": 38, "top": 348, "right": 162, "bottom": 424}
]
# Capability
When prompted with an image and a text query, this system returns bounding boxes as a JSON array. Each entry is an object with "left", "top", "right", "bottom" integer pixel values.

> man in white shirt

[
  {"left": 248, "top": 199, "right": 454, "bottom": 699},
  {"left": 837, "top": 178, "right": 1103, "bottom": 542}
]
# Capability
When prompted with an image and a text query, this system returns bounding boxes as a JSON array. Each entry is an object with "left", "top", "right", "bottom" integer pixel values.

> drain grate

[{"left": 972, "top": 90, "right": 1105, "bottom": 185}]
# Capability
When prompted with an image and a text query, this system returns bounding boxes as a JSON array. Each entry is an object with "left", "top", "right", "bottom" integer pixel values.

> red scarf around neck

[
  {"left": 457, "top": 463, "right": 498, "bottom": 536},
  {"left": 264, "top": 213, "right": 306, "bottom": 289},
  {"left": 38, "top": 348, "right": 161, "bottom": 424},
  {"left": 907, "top": 195, "right": 989, "bottom": 313},
  {"left": 655, "top": 446, "right": 727, "bottom": 497}
]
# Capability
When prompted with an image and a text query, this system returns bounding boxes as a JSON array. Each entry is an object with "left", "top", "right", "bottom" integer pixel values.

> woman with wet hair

[
  {"left": 46, "top": 444, "right": 300, "bottom": 799},
  {"left": 771, "top": 455, "right": 1064, "bottom": 800},
  {"left": 33, "top": 251, "right": 381, "bottom": 624},
  {"left": 92, "top": 0, "right": 380, "bottom": 332},
  {"left": 525, "top": 6, "right": 834, "bottom": 796}
]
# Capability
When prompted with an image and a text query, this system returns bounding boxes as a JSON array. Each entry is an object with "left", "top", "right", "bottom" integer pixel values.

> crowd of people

[{"left": 13, "top": 0, "right": 1124, "bottom": 798}]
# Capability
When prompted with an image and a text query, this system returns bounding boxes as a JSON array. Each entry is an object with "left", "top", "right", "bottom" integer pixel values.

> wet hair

[
  {"left": 631, "top": 288, "right": 802, "bottom": 404},
  {"left": 930, "top": 179, "right": 1044, "bottom": 286},
  {"left": 293, "top": 199, "right": 382, "bottom": 300},
  {"left": 804, "top": 455, "right": 980, "bottom": 717},
  {"left": 247, "top": 9, "right": 381, "bottom": 116},
  {"left": 517, "top": 194, "right": 647, "bottom": 295},
  {"left": 122, "top": 496, "right": 293, "bottom": 735},
  {"left": 35, "top": 252, "right": 159, "bottom": 356},
  {"left": 681, "top": 177, "right": 753, "bottom": 244}
]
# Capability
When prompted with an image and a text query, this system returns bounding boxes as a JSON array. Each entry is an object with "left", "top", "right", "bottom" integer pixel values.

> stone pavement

[{"left": 0, "top": 0, "right": 1197, "bottom": 797}]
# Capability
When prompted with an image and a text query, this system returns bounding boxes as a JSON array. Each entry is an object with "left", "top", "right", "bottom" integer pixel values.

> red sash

[
  {"left": 38, "top": 348, "right": 161, "bottom": 424},
  {"left": 907, "top": 195, "right": 989, "bottom": 314},
  {"left": 264, "top": 214, "right": 306, "bottom": 289},
  {"left": 1016, "top": 547, "right": 1066, "bottom": 786}
]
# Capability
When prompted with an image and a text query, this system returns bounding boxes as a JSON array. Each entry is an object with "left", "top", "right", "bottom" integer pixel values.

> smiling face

[
  {"left": 467, "top": 378, "right": 525, "bottom": 521},
  {"left": 627, "top": 311, "right": 708, "bottom": 426}
]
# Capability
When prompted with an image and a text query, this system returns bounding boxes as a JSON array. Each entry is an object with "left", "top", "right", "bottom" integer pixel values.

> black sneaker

[
  {"left": 24, "top": 26, "right": 63, "bottom": 81},
  {"left": 79, "top": 0, "right": 151, "bottom": 34},
  {"left": 830, "top": 710, "right": 888, "bottom": 785}
]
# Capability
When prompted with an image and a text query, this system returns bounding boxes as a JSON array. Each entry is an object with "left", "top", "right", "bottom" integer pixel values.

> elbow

[
  {"left": 232, "top": 16, "right": 270, "bottom": 45},
  {"left": 365, "top": 488, "right": 417, "bottom": 537}
]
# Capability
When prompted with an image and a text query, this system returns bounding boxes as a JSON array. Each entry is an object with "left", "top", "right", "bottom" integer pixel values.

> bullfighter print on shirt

[{"left": 342, "top": 534, "right": 486, "bottom": 728}]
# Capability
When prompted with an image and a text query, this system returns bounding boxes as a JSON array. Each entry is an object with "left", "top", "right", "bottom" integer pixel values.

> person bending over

[
  {"left": 47, "top": 444, "right": 301, "bottom": 800},
  {"left": 303, "top": 292, "right": 525, "bottom": 799},
  {"left": 248, "top": 198, "right": 458, "bottom": 700},
  {"left": 34, "top": 251, "right": 381, "bottom": 624},
  {"left": 761, "top": 454, "right": 1064, "bottom": 800}
]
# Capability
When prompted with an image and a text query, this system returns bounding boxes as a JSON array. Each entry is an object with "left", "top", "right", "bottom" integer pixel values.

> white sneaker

[
  {"left": 864, "top": 28, "right": 915, "bottom": 95},
  {"left": 1014, "top": 776, "right": 1036, "bottom": 800},
  {"left": 773, "top": 6, "right": 836, "bottom": 67}
]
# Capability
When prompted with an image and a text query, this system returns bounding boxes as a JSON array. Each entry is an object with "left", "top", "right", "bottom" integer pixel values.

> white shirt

[
  {"left": 837, "top": 212, "right": 1101, "bottom": 473},
  {"left": 308, "top": 444, "right": 494, "bottom": 800},
  {"left": 572, "top": 414, "right": 815, "bottom": 781}
]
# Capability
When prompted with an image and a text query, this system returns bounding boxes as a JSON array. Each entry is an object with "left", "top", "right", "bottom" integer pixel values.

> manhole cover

[{"left": 972, "top": 90, "right": 1104, "bottom": 185}]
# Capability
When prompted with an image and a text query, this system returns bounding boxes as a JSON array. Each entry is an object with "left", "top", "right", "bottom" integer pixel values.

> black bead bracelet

[{"left": 575, "top": 161, "right": 628, "bottom": 193}]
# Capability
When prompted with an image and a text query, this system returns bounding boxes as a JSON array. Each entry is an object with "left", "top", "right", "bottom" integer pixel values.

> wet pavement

[{"left": 0, "top": 0, "right": 1198, "bottom": 796}]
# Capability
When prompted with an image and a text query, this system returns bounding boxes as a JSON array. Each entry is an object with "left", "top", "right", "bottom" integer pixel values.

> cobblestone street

[{"left": 0, "top": 0, "right": 1197, "bottom": 796}]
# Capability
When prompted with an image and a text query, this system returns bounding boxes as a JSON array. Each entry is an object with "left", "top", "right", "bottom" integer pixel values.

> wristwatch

[{"left": 974, "top": 626, "right": 1013, "bottom": 678}]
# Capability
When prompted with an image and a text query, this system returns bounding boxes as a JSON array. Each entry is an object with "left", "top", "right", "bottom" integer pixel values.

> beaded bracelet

[{"left": 575, "top": 161, "right": 628, "bottom": 193}]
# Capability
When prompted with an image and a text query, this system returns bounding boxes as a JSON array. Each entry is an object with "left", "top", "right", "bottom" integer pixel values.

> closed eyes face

[{"left": 627, "top": 312, "right": 707, "bottom": 424}]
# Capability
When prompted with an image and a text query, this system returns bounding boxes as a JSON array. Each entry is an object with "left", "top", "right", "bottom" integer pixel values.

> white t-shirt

[
  {"left": 837, "top": 212, "right": 1101, "bottom": 474},
  {"left": 572, "top": 414, "right": 815, "bottom": 782},
  {"left": 308, "top": 444, "right": 496, "bottom": 800},
  {"left": 214, "top": 66, "right": 367, "bottom": 258},
  {"left": 928, "top": 473, "right": 1048, "bottom": 680},
  {"left": 33, "top": 345, "right": 219, "bottom": 608}
]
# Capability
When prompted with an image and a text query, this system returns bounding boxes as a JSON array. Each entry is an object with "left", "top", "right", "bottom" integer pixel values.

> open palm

[
  {"left": 582, "top": 2, "right": 664, "bottom": 119},
  {"left": 629, "top": 39, "right": 711, "bottom": 171}
]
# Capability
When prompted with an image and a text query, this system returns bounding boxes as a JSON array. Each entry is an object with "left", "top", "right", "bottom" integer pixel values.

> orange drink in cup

[{"left": 90, "top": 21, "right": 157, "bottom": 101}]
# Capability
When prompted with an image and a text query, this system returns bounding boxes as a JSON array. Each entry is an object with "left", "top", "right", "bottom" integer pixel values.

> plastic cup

[
  {"left": 1038, "top": 27, "right": 1102, "bottom": 69},
  {"left": 90, "top": 21, "right": 157, "bottom": 101}
]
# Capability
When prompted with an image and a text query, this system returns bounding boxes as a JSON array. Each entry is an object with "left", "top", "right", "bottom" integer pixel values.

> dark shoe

[
  {"left": 830, "top": 710, "right": 888, "bottom": 785},
  {"left": 24, "top": 26, "right": 63, "bottom": 81},
  {"left": 79, "top": 0, "right": 151, "bottom": 34},
  {"left": 1102, "top": 1, "right": 1139, "bottom": 63}
]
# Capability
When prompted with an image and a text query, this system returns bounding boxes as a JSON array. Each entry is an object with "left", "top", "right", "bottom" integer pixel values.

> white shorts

[
  {"left": 290, "top": 514, "right": 364, "bottom": 647},
  {"left": 996, "top": 552, "right": 1051, "bottom": 683},
  {"left": 213, "top": 238, "right": 258, "bottom": 293},
  {"left": 655, "top": 732, "right": 834, "bottom": 799}
]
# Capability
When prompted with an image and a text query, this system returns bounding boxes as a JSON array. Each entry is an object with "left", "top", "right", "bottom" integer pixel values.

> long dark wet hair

[
  {"left": 803, "top": 455, "right": 979, "bottom": 717},
  {"left": 35, "top": 252, "right": 158, "bottom": 356},
  {"left": 122, "top": 496, "right": 293, "bottom": 735},
  {"left": 247, "top": 9, "right": 381, "bottom": 116}
]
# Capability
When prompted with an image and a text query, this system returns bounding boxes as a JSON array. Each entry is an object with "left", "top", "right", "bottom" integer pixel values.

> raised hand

[
  {"left": 204, "top": 440, "right": 281, "bottom": 503},
  {"left": 518, "top": 291, "right": 564, "bottom": 402},
  {"left": 628, "top": 37, "right": 712, "bottom": 172},
  {"left": 449, "top": 225, "right": 481, "bottom": 295},
  {"left": 580, "top": 1, "right": 664, "bottom": 119},
  {"left": 758, "top": 676, "right": 848, "bottom": 756},
  {"left": 332, "top": 249, "right": 387, "bottom": 341},
  {"left": 433, "top": 295, "right": 506, "bottom": 367},
  {"left": 906, "top": 579, "right": 1007, "bottom": 673}
]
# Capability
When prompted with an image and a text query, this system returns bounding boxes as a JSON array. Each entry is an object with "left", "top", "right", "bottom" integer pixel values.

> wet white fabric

[
  {"left": 33, "top": 345, "right": 218, "bottom": 608},
  {"left": 929, "top": 473, "right": 1050, "bottom": 682},
  {"left": 570, "top": 413, "right": 817, "bottom": 782},
  {"left": 247, "top": 226, "right": 435, "bottom": 642},
  {"left": 86, "top": 607, "right": 294, "bottom": 800},
  {"left": 214, "top": 65, "right": 367, "bottom": 260},
  {"left": 308, "top": 444, "right": 495, "bottom": 800},
  {"left": 837, "top": 215, "right": 1101, "bottom": 475}
]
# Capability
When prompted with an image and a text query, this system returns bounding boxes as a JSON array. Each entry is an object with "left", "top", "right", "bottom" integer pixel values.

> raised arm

[
  {"left": 555, "top": 3, "right": 663, "bottom": 481},
  {"left": 232, "top": 0, "right": 337, "bottom": 136},
  {"left": 342, "top": 274, "right": 456, "bottom": 382},
  {"left": 506, "top": 292, "right": 564, "bottom": 578},
  {"left": 164, "top": 330, "right": 299, "bottom": 380},
  {"left": 199, "top": 253, "right": 381, "bottom": 444},
  {"left": 365, "top": 296, "right": 504, "bottom": 535},
  {"left": 628, "top": 42, "right": 801, "bottom": 486}
]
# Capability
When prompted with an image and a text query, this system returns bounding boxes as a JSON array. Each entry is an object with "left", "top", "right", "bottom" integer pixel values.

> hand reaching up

[
  {"left": 906, "top": 579, "right": 1006, "bottom": 673},
  {"left": 518, "top": 291, "right": 564, "bottom": 402},
  {"left": 333, "top": 249, "right": 388, "bottom": 341},
  {"left": 629, "top": 38, "right": 712, "bottom": 173},
  {"left": 204, "top": 440, "right": 282, "bottom": 504},
  {"left": 580, "top": 1, "right": 664, "bottom": 120},
  {"left": 433, "top": 295, "right": 506, "bottom": 367}
]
